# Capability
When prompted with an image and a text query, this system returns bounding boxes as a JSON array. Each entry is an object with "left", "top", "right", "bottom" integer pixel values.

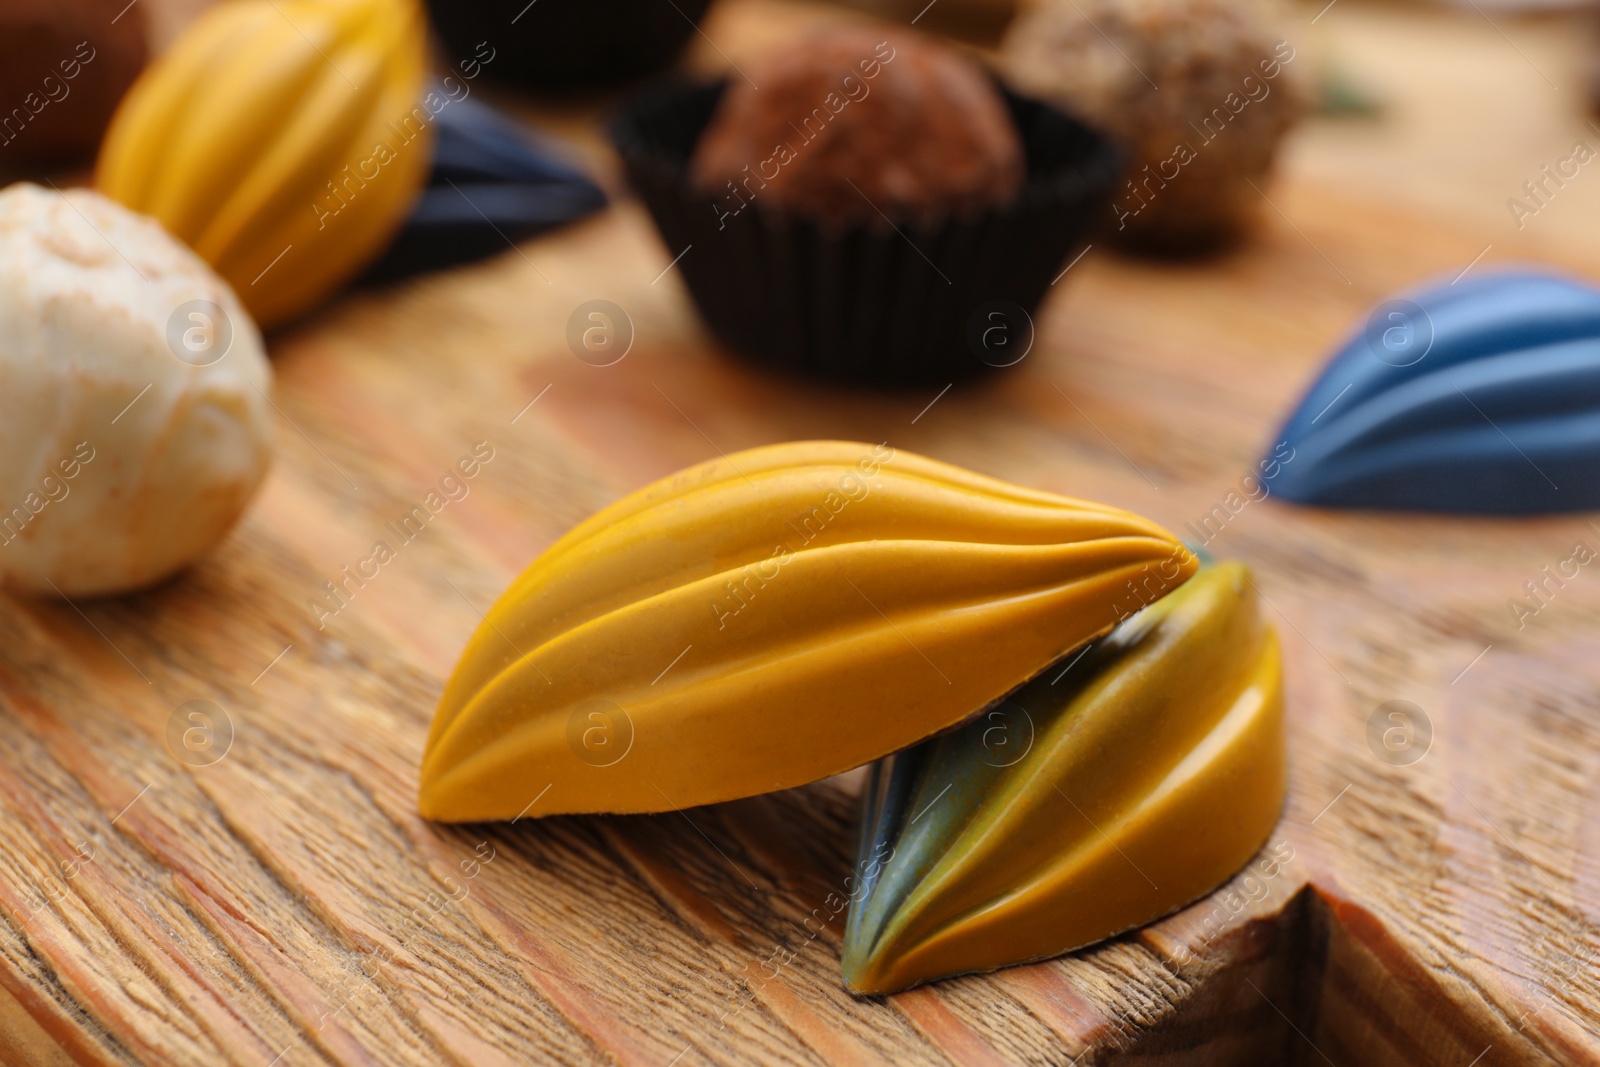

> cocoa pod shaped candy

[
  {"left": 844, "top": 562, "right": 1285, "bottom": 993},
  {"left": 97, "top": 0, "right": 431, "bottom": 328},
  {"left": 419, "top": 441, "right": 1198, "bottom": 821},
  {"left": 1271, "top": 269, "right": 1600, "bottom": 513}
]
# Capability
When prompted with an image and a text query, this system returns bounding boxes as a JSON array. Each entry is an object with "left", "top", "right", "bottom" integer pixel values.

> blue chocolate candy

[
  {"left": 365, "top": 91, "right": 607, "bottom": 283},
  {"left": 1269, "top": 269, "right": 1600, "bottom": 514}
]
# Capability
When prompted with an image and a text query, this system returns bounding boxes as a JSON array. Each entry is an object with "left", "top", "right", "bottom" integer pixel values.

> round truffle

[
  {"left": 0, "top": 0, "right": 147, "bottom": 166},
  {"left": 1003, "top": 0, "right": 1307, "bottom": 250},
  {"left": 692, "top": 26, "right": 1024, "bottom": 226},
  {"left": 0, "top": 183, "right": 273, "bottom": 597}
]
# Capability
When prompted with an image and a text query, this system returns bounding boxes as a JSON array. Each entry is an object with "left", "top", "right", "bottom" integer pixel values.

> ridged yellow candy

[
  {"left": 843, "top": 562, "right": 1286, "bottom": 994},
  {"left": 419, "top": 441, "right": 1199, "bottom": 821},
  {"left": 97, "top": 0, "right": 431, "bottom": 327}
]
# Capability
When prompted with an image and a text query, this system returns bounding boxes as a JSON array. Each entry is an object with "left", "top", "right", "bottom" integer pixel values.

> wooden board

[{"left": 4, "top": 1, "right": 1600, "bottom": 1063}]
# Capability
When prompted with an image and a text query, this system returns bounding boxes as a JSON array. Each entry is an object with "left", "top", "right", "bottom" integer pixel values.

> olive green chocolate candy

[{"left": 843, "top": 562, "right": 1285, "bottom": 994}]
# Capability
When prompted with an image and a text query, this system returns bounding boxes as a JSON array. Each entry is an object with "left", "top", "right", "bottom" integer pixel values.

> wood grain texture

[{"left": 3, "top": 0, "right": 1600, "bottom": 1063}]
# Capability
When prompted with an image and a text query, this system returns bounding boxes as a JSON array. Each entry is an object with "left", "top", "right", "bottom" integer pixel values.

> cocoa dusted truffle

[
  {"left": 691, "top": 26, "right": 1024, "bottom": 226},
  {"left": 612, "top": 26, "right": 1119, "bottom": 385},
  {"left": 1003, "top": 0, "right": 1306, "bottom": 251},
  {"left": 0, "top": 0, "right": 147, "bottom": 166}
]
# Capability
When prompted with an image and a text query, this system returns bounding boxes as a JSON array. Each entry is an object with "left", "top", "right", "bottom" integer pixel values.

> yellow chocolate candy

[
  {"left": 843, "top": 561, "right": 1286, "bottom": 994},
  {"left": 97, "top": 0, "right": 431, "bottom": 328},
  {"left": 419, "top": 441, "right": 1197, "bottom": 821}
]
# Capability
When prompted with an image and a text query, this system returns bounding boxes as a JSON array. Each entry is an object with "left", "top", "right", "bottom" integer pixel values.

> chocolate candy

[
  {"left": 419, "top": 441, "right": 1196, "bottom": 821},
  {"left": 426, "top": 0, "right": 712, "bottom": 93},
  {"left": 365, "top": 92, "right": 606, "bottom": 283},
  {"left": 0, "top": 0, "right": 146, "bottom": 166},
  {"left": 845, "top": 563, "right": 1284, "bottom": 993},
  {"left": 692, "top": 26, "right": 1023, "bottom": 226},
  {"left": 1272, "top": 270, "right": 1600, "bottom": 513},
  {"left": 97, "top": 0, "right": 431, "bottom": 327}
]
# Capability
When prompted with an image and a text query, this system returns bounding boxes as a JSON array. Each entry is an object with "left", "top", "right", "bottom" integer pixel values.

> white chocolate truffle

[{"left": 0, "top": 183, "right": 273, "bottom": 597}]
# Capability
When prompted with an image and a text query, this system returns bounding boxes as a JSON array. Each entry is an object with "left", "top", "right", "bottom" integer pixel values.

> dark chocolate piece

[
  {"left": 0, "top": 0, "right": 146, "bottom": 166},
  {"left": 425, "top": 0, "right": 711, "bottom": 93},
  {"left": 366, "top": 93, "right": 606, "bottom": 283}
]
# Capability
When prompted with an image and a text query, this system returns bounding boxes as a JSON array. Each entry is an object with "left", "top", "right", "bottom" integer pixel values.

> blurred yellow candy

[
  {"left": 419, "top": 441, "right": 1199, "bottom": 822},
  {"left": 97, "top": 0, "right": 432, "bottom": 327}
]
